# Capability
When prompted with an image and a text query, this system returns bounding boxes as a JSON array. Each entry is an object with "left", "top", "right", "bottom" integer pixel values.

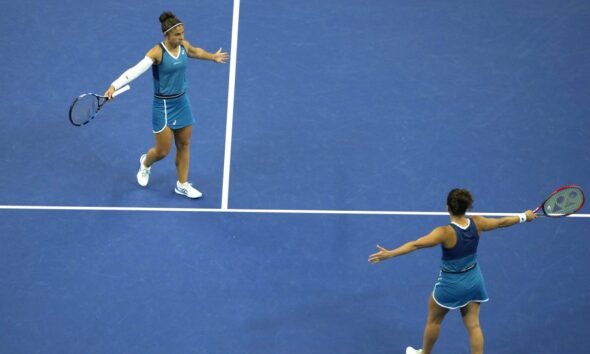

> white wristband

[
  {"left": 518, "top": 213, "right": 527, "bottom": 223},
  {"left": 111, "top": 56, "right": 153, "bottom": 90}
]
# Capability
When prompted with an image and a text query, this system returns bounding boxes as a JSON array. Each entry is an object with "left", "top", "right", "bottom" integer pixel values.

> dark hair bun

[
  {"left": 159, "top": 11, "right": 176, "bottom": 24},
  {"left": 447, "top": 188, "right": 474, "bottom": 215},
  {"left": 159, "top": 11, "right": 182, "bottom": 33}
]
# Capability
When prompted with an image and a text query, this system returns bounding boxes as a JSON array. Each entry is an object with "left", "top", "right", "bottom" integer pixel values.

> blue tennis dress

[
  {"left": 432, "top": 219, "right": 489, "bottom": 309},
  {"left": 151, "top": 42, "right": 195, "bottom": 133}
]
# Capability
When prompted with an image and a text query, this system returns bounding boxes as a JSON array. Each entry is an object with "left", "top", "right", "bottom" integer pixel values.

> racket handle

[{"left": 112, "top": 85, "right": 130, "bottom": 98}]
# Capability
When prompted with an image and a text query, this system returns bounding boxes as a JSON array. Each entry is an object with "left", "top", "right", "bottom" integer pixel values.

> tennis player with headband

[
  {"left": 104, "top": 11, "right": 228, "bottom": 198},
  {"left": 368, "top": 188, "right": 537, "bottom": 354}
]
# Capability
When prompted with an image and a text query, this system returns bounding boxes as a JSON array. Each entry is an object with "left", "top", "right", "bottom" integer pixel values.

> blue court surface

[{"left": 1, "top": 0, "right": 589, "bottom": 353}]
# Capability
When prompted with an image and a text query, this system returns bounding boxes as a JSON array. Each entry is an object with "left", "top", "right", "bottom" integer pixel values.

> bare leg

[
  {"left": 460, "top": 302, "right": 483, "bottom": 354},
  {"left": 422, "top": 294, "right": 449, "bottom": 354},
  {"left": 144, "top": 127, "right": 173, "bottom": 167},
  {"left": 173, "top": 125, "right": 193, "bottom": 183}
]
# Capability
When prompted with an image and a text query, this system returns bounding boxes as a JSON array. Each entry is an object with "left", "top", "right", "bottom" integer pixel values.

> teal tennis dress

[
  {"left": 432, "top": 219, "right": 489, "bottom": 309},
  {"left": 151, "top": 42, "right": 195, "bottom": 133}
]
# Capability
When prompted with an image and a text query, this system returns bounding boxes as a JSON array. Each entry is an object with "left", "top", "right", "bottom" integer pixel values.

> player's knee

[
  {"left": 464, "top": 321, "right": 481, "bottom": 332},
  {"left": 175, "top": 140, "right": 190, "bottom": 151},
  {"left": 427, "top": 315, "right": 445, "bottom": 325},
  {"left": 154, "top": 148, "right": 170, "bottom": 159}
]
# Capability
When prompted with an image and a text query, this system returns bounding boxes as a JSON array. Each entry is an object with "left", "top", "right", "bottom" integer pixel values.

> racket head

[
  {"left": 68, "top": 93, "right": 105, "bottom": 126},
  {"left": 537, "top": 185, "right": 585, "bottom": 217},
  {"left": 68, "top": 85, "right": 129, "bottom": 127}
]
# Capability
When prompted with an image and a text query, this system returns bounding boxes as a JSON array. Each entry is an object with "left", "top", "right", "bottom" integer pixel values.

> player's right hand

[
  {"left": 524, "top": 210, "right": 537, "bottom": 222},
  {"left": 104, "top": 86, "right": 116, "bottom": 100}
]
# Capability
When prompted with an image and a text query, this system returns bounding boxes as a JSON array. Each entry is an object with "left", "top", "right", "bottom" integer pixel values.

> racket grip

[{"left": 112, "top": 85, "right": 130, "bottom": 98}]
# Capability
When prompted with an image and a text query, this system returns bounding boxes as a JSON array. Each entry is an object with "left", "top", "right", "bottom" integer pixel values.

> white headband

[{"left": 164, "top": 22, "right": 183, "bottom": 34}]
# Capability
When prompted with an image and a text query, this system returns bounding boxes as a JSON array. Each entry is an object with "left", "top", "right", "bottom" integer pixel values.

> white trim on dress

[
  {"left": 431, "top": 288, "right": 489, "bottom": 310},
  {"left": 450, "top": 218, "right": 470, "bottom": 230},
  {"left": 153, "top": 99, "right": 168, "bottom": 134},
  {"left": 161, "top": 41, "right": 182, "bottom": 60}
]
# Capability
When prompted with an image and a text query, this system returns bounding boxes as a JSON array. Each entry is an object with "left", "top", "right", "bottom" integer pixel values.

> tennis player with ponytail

[
  {"left": 369, "top": 188, "right": 537, "bottom": 354},
  {"left": 104, "top": 11, "right": 228, "bottom": 199}
]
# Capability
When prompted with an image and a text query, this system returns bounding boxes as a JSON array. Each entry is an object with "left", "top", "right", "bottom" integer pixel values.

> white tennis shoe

[
  {"left": 175, "top": 181, "right": 202, "bottom": 199},
  {"left": 406, "top": 347, "right": 422, "bottom": 354},
  {"left": 136, "top": 154, "right": 151, "bottom": 187}
]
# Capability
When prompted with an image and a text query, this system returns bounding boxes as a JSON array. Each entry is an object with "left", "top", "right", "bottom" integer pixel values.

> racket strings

[
  {"left": 543, "top": 187, "right": 585, "bottom": 216},
  {"left": 69, "top": 95, "right": 100, "bottom": 125}
]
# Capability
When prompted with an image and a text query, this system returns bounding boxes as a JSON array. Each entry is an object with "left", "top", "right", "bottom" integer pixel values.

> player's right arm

[
  {"left": 368, "top": 226, "right": 453, "bottom": 264},
  {"left": 104, "top": 45, "right": 162, "bottom": 99},
  {"left": 472, "top": 210, "right": 536, "bottom": 232}
]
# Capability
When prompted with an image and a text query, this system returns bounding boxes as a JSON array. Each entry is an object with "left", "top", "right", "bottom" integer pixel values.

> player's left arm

[
  {"left": 368, "top": 226, "right": 450, "bottom": 264},
  {"left": 182, "top": 40, "right": 228, "bottom": 63}
]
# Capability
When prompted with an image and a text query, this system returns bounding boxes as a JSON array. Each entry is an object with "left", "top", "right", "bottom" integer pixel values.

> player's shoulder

[
  {"left": 470, "top": 215, "right": 489, "bottom": 234},
  {"left": 417, "top": 225, "right": 454, "bottom": 247},
  {"left": 470, "top": 215, "right": 488, "bottom": 226},
  {"left": 147, "top": 44, "right": 164, "bottom": 63},
  {"left": 433, "top": 225, "right": 455, "bottom": 239},
  {"left": 181, "top": 39, "right": 194, "bottom": 49},
  {"left": 436, "top": 224, "right": 455, "bottom": 232},
  {"left": 149, "top": 43, "right": 164, "bottom": 53}
]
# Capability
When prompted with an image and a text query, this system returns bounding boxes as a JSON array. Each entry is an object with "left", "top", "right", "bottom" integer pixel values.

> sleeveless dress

[
  {"left": 432, "top": 219, "right": 489, "bottom": 309},
  {"left": 151, "top": 42, "right": 195, "bottom": 133}
]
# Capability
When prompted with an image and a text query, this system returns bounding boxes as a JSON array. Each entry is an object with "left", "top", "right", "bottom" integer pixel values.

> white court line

[
  {"left": 221, "top": 0, "right": 241, "bottom": 210},
  {"left": 0, "top": 205, "right": 588, "bottom": 217}
]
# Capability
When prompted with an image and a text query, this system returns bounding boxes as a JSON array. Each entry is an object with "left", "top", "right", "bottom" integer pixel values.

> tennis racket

[
  {"left": 68, "top": 85, "right": 130, "bottom": 126},
  {"left": 534, "top": 185, "right": 585, "bottom": 217}
]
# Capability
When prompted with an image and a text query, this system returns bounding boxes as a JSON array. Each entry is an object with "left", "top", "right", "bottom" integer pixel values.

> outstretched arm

[
  {"left": 368, "top": 226, "right": 450, "bottom": 264},
  {"left": 472, "top": 210, "right": 536, "bottom": 232},
  {"left": 182, "top": 40, "right": 228, "bottom": 63},
  {"left": 103, "top": 45, "right": 161, "bottom": 99}
]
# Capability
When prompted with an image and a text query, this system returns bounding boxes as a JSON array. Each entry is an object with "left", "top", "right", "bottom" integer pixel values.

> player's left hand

[
  {"left": 368, "top": 245, "right": 393, "bottom": 264},
  {"left": 213, "top": 48, "right": 229, "bottom": 63}
]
